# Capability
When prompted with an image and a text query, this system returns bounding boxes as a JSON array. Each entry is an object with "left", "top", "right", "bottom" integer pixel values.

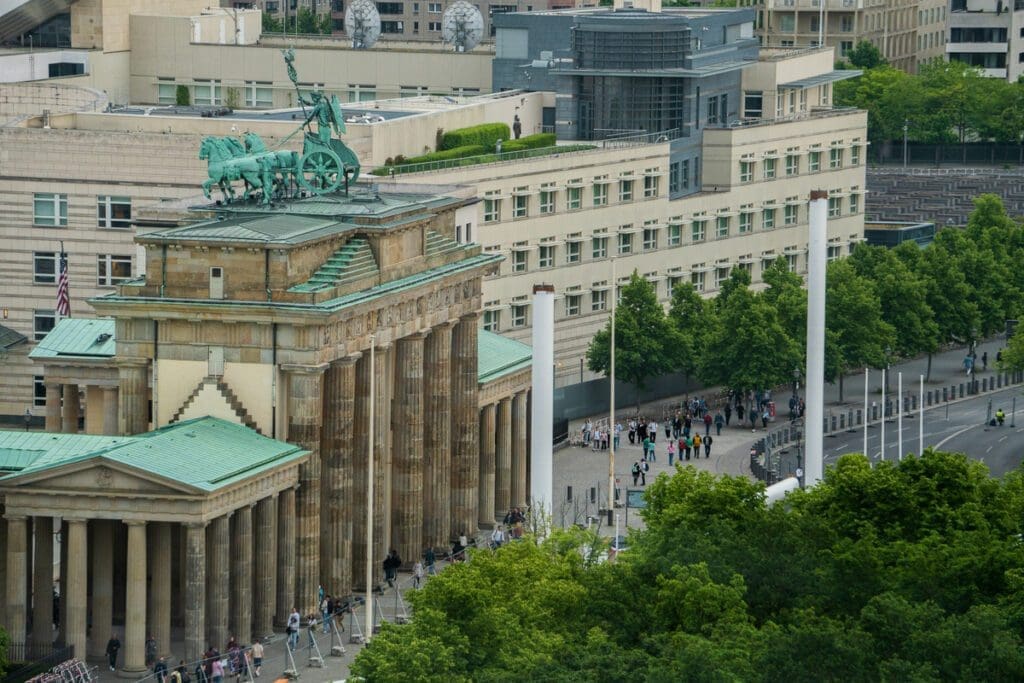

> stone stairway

[
  {"left": 170, "top": 376, "right": 261, "bottom": 433},
  {"left": 289, "top": 237, "right": 379, "bottom": 294}
]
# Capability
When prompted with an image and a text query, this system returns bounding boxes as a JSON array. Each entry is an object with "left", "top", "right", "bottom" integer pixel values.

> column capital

[
  {"left": 335, "top": 352, "right": 362, "bottom": 366},
  {"left": 116, "top": 358, "right": 151, "bottom": 369},
  {"left": 123, "top": 519, "right": 147, "bottom": 528},
  {"left": 460, "top": 311, "right": 481, "bottom": 323},
  {"left": 280, "top": 363, "right": 329, "bottom": 375},
  {"left": 44, "top": 380, "right": 62, "bottom": 389},
  {"left": 5, "top": 514, "right": 27, "bottom": 522},
  {"left": 64, "top": 517, "right": 88, "bottom": 525},
  {"left": 101, "top": 385, "right": 118, "bottom": 394},
  {"left": 401, "top": 330, "right": 430, "bottom": 342},
  {"left": 184, "top": 521, "right": 208, "bottom": 530}
]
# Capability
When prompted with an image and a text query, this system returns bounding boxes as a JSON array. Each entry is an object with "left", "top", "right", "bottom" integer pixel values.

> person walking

[
  {"left": 383, "top": 549, "right": 402, "bottom": 587},
  {"left": 106, "top": 634, "right": 121, "bottom": 671},
  {"left": 424, "top": 546, "right": 437, "bottom": 575},
  {"left": 250, "top": 641, "right": 264, "bottom": 678},
  {"left": 648, "top": 420, "right": 657, "bottom": 444},
  {"left": 667, "top": 440, "right": 675, "bottom": 466},
  {"left": 413, "top": 560, "right": 425, "bottom": 588},
  {"left": 210, "top": 658, "right": 224, "bottom": 683},
  {"left": 724, "top": 403, "right": 732, "bottom": 426},
  {"left": 642, "top": 435, "right": 651, "bottom": 461},
  {"left": 306, "top": 614, "right": 318, "bottom": 649},
  {"left": 640, "top": 460, "right": 649, "bottom": 486},
  {"left": 703, "top": 412, "right": 712, "bottom": 436},
  {"left": 631, "top": 461, "right": 641, "bottom": 486},
  {"left": 320, "top": 595, "right": 331, "bottom": 633},
  {"left": 693, "top": 433, "right": 702, "bottom": 456},
  {"left": 982, "top": 351, "right": 988, "bottom": 371},
  {"left": 287, "top": 608, "right": 301, "bottom": 651},
  {"left": 154, "top": 657, "right": 169, "bottom": 683},
  {"left": 145, "top": 635, "right": 157, "bottom": 668},
  {"left": 491, "top": 525, "right": 505, "bottom": 549},
  {"left": 714, "top": 411, "right": 724, "bottom": 435},
  {"left": 703, "top": 434, "right": 713, "bottom": 458}
]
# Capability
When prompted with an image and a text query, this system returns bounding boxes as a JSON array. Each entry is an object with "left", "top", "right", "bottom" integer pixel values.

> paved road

[{"left": 821, "top": 385, "right": 1024, "bottom": 477}]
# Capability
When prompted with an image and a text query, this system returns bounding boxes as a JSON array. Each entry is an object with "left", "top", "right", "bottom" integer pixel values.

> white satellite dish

[
  {"left": 345, "top": 0, "right": 381, "bottom": 49},
  {"left": 442, "top": 0, "right": 484, "bottom": 53}
]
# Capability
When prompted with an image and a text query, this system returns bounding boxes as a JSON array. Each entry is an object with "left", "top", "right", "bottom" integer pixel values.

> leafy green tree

[
  {"left": 667, "top": 280, "right": 714, "bottom": 379},
  {"left": 842, "top": 40, "right": 887, "bottom": 70},
  {"left": 761, "top": 256, "right": 806, "bottom": 350},
  {"left": 833, "top": 66, "right": 913, "bottom": 143},
  {"left": 295, "top": 7, "right": 332, "bottom": 34},
  {"left": 999, "top": 331, "right": 1024, "bottom": 372},
  {"left": 261, "top": 11, "right": 283, "bottom": 33},
  {"left": 586, "top": 271, "right": 677, "bottom": 403},
  {"left": 175, "top": 85, "right": 190, "bottom": 106}
]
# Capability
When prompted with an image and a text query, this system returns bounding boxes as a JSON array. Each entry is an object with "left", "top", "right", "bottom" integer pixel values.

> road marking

[
  {"left": 934, "top": 424, "right": 977, "bottom": 450},
  {"left": 1000, "top": 436, "right": 1008, "bottom": 443},
  {"left": 986, "top": 446, "right": 993, "bottom": 453}
]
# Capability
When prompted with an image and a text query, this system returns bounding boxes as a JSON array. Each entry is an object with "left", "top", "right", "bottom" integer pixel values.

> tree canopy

[{"left": 351, "top": 450, "right": 1024, "bottom": 681}]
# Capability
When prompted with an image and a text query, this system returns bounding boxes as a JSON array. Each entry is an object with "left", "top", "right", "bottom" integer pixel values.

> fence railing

[{"left": 3, "top": 644, "right": 75, "bottom": 683}]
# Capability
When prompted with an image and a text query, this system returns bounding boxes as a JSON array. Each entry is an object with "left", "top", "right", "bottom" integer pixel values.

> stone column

[
  {"left": 207, "top": 514, "right": 230, "bottom": 650},
  {"left": 117, "top": 361, "right": 149, "bottom": 436},
  {"left": 511, "top": 391, "right": 529, "bottom": 508},
  {"left": 0, "top": 514, "right": 7, "bottom": 621},
  {"left": 101, "top": 387, "right": 119, "bottom": 436},
  {"left": 275, "top": 488, "right": 296, "bottom": 627},
  {"left": 391, "top": 333, "right": 425, "bottom": 567},
  {"left": 283, "top": 364, "right": 326, "bottom": 615},
  {"left": 450, "top": 314, "right": 480, "bottom": 538},
  {"left": 230, "top": 505, "right": 253, "bottom": 645},
  {"left": 44, "top": 382, "right": 62, "bottom": 432},
  {"left": 478, "top": 404, "right": 497, "bottom": 529},
  {"left": 122, "top": 520, "right": 147, "bottom": 674},
  {"left": 495, "top": 397, "right": 512, "bottom": 520},
  {"left": 352, "top": 345, "right": 390, "bottom": 588},
  {"left": 89, "top": 520, "right": 114, "bottom": 659},
  {"left": 61, "top": 384, "right": 80, "bottom": 433},
  {"left": 148, "top": 523, "right": 171, "bottom": 657},
  {"left": 6, "top": 516, "right": 27, "bottom": 645},
  {"left": 184, "top": 522, "right": 206, "bottom": 665},
  {"left": 321, "top": 354, "right": 359, "bottom": 599},
  {"left": 253, "top": 497, "right": 276, "bottom": 638},
  {"left": 31, "top": 516, "right": 53, "bottom": 652},
  {"left": 65, "top": 519, "right": 87, "bottom": 658},
  {"left": 423, "top": 323, "right": 453, "bottom": 550}
]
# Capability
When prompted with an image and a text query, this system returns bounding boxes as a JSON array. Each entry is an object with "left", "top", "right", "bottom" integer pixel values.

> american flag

[{"left": 56, "top": 251, "right": 70, "bottom": 318}]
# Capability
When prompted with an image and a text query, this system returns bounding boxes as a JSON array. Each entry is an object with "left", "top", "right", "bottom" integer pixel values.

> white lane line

[
  {"left": 986, "top": 446, "right": 994, "bottom": 453},
  {"left": 1000, "top": 436, "right": 1008, "bottom": 443},
  {"left": 934, "top": 424, "right": 978, "bottom": 450}
]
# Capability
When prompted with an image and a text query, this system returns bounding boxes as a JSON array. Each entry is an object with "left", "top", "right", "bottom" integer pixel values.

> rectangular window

[
  {"left": 34, "top": 252, "right": 57, "bottom": 284},
  {"left": 34, "top": 375, "right": 46, "bottom": 408},
  {"left": 483, "top": 197, "right": 501, "bottom": 223},
  {"left": 743, "top": 91, "right": 763, "bottom": 118},
  {"left": 691, "top": 270, "right": 705, "bottom": 293},
  {"left": 740, "top": 161, "right": 753, "bottom": 183},
  {"left": 707, "top": 96, "right": 719, "bottom": 124},
  {"left": 157, "top": 79, "right": 177, "bottom": 104},
  {"left": 786, "top": 154, "right": 799, "bottom": 176},
  {"left": 567, "top": 186, "right": 582, "bottom": 210},
  {"left": 739, "top": 212, "right": 753, "bottom": 234},
  {"left": 245, "top": 80, "right": 274, "bottom": 108},
  {"left": 566, "top": 240, "right": 581, "bottom": 263},
  {"left": 716, "top": 215, "right": 730, "bottom": 239},
  {"left": 34, "top": 310, "right": 55, "bottom": 341},
  {"left": 851, "top": 142, "right": 861, "bottom": 166},
  {"left": 512, "top": 250, "right": 528, "bottom": 273},
  {"left": 565, "top": 295, "right": 581, "bottom": 317},
  {"left": 593, "top": 182, "right": 608, "bottom": 207},
  {"left": 619, "top": 179, "right": 634, "bottom": 202},
  {"left": 381, "top": 20, "right": 405, "bottom": 33},
  {"left": 428, "top": 21, "right": 441, "bottom": 31},
  {"left": 97, "top": 254, "right": 132, "bottom": 286},
  {"left": 643, "top": 228, "right": 658, "bottom": 250},
  {"left": 828, "top": 196, "right": 841, "bottom": 218},
  {"left": 716, "top": 266, "right": 731, "bottom": 288},
  {"left": 34, "top": 193, "right": 68, "bottom": 227},
  {"left": 97, "top": 196, "right": 132, "bottom": 229},
  {"left": 513, "top": 193, "right": 529, "bottom": 218},
  {"left": 763, "top": 208, "right": 776, "bottom": 230},
  {"left": 830, "top": 147, "right": 843, "bottom": 169},
  {"left": 763, "top": 157, "right": 776, "bottom": 180},
  {"left": 667, "top": 224, "right": 682, "bottom": 246},
  {"left": 538, "top": 245, "right": 555, "bottom": 268},
  {"left": 193, "top": 79, "right": 222, "bottom": 106},
  {"left": 591, "top": 289, "right": 607, "bottom": 312},
  {"left": 692, "top": 220, "right": 706, "bottom": 242},
  {"left": 539, "top": 190, "right": 554, "bottom": 214},
  {"left": 787, "top": 253, "right": 798, "bottom": 272},
  {"left": 511, "top": 305, "right": 527, "bottom": 328},
  {"left": 617, "top": 233, "right": 633, "bottom": 255},
  {"left": 681, "top": 159, "right": 690, "bottom": 190},
  {"left": 784, "top": 204, "right": 799, "bottom": 226},
  {"left": 808, "top": 151, "right": 821, "bottom": 172},
  {"left": 428, "top": 2, "right": 441, "bottom": 10},
  {"left": 828, "top": 243, "right": 843, "bottom": 261},
  {"left": 667, "top": 275, "right": 683, "bottom": 294},
  {"left": 378, "top": 2, "right": 404, "bottom": 13},
  {"left": 669, "top": 163, "right": 681, "bottom": 194},
  {"left": 643, "top": 175, "right": 659, "bottom": 198},
  {"left": 849, "top": 193, "right": 859, "bottom": 214},
  {"left": 841, "top": 16, "right": 853, "bottom": 32},
  {"left": 592, "top": 237, "right": 608, "bottom": 259},
  {"left": 347, "top": 84, "right": 377, "bottom": 101},
  {"left": 483, "top": 309, "right": 500, "bottom": 332}
]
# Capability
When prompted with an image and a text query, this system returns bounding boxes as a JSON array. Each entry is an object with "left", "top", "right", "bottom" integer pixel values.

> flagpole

[
  {"left": 365, "top": 336, "right": 375, "bottom": 641},
  {"left": 607, "top": 257, "right": 616, "bottom": 526}
]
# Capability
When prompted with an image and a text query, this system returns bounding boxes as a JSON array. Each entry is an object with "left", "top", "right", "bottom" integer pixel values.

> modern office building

[{"left": 946, "top": 0, "right": 1024, "bottom": 81}]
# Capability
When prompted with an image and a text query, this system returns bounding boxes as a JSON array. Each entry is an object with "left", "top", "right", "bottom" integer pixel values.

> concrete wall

[
  {"left": 0, "top": 83, "right": 108, "bottom": 124},
  {"left": 0, "top": 51, "right": 90, "bottom": 84}
]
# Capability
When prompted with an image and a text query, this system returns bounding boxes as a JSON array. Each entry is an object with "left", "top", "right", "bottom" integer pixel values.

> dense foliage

[
  {"left": 351, "top": 450, "right": 1024, "bottom": 681},
  {"left": 261, "top": 9, "right": 333, "bottom": 35},
  {"left": 586, "top": 195, "right": 1024, "bottom": 397},
  {"left": 439, "top": 123, "right": 512, "bottom": 151}
]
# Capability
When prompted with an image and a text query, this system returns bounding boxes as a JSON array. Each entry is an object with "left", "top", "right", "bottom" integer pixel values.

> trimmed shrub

[
  {"left": 440, "top": 123, "right": 511, "bottom": 151},
  {"left": 501, "top": 132, "right": 556, "bottom": 153},
  {"left": 397, "top": 144, "right": 486, "bottom": 165}
]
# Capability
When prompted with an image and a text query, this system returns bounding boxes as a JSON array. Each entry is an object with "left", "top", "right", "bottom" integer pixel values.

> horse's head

[
  {"left": 244, "top": 132, "right": 267, "bottom": 153},
  {"left": 199, "top": 136, "right": 221, "bottom": 161}
]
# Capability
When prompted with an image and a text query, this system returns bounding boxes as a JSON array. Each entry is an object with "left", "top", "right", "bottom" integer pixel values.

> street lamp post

[
  {"left": 884, "top": 347, "right": 892, "bottom": 396},
  {"left": 903, "top": 119, "right": 909, "bottom": 168},
  {"left": 790, "top": 367, "right": 800, "bottom": 420}
]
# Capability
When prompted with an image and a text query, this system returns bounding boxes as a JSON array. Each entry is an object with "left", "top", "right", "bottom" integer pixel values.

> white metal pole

[
  {"left": 804, "top": 191, "right": 828, "bottom": 486},
  {"left": 863, "top": 367, "right": 869, "bottom": 458},
  {"left": 365, "top": 336, "right": 375, "bottom": 641},
  {"left": 614, "top": 512, "right": 620, "bottom": 551},
  {"left": 880, "top": 368, "right": 886, "bottom": 462},
  {"left": 897, "top": 371, "right": 903, "bottom": 461},
  {"left": 919, "top": 374, "right": 924, "bottom": 455},
  {"left": 818, "top": 2, "right": 825, "bottom": 47},
  {"left": 608, "top": 258, "right": 616, "bottom": 524},
  {"left": 530, "top": 285, "right": 555, "bottom": 520}
]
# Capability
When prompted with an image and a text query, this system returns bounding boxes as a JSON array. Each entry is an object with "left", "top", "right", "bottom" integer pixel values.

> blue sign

[{"left": 626, "top": 489, "right": 646, "bottom": 509}]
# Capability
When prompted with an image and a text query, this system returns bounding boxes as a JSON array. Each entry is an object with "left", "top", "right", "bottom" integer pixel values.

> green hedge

[
  {"left": 501, "top": 133, "right": 556, "bottom": 153},
  {"left": 440, "top": 123, "right": 511, "bottom": 151},
  {"left": 395, "top": 144, "right": 486, "bottom": 166}
]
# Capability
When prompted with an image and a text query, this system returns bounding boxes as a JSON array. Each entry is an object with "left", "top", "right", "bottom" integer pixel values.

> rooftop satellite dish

[
  {"left": 442, "top": 1, "right": 484, "bottom": 53},
  {"left": 345, "top": 0, "right": 381, "bottom": 49}
]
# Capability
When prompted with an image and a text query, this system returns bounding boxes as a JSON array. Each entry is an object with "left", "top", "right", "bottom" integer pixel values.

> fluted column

[
  {"left": 122, "top": 520, "right": 147, "bottom": 674},
  {"left": 352, "top": 344, "right": 390, "bottom": 588},
  {"left": 206, "top": 514, "right": 230, "bottom": 650},
  {"left": 284, "top": 364, "right": 326, "bottom": 615},
  {"left": 6, "top": 516, "right": 27, "bottom": 645},
  {"left": 253, "top": 496, "right": 276, "bottom": 638},
  {"left": 184, "top": 522, "right": 207, "bottom": 664},
  {"left": 31, "top": 516, "right": 53, "bottom": 651},
  {"left": 478, "top": 404, "right": 497, "bottom": 529},
  {"left": 230, "top": 505, "right": 253, "bottom": 645},
  {"left": 61, "top": 384, "right": 79, "bottom": 433},
  {"left": 147, "top": 522, "right": 171, "bottom": 657},
  {"left": 102, "top": 387, "right": 119, "bottom": 436},
  {"left": 321, "top": 354, "right": 359, "bottom": 598},
  {"left": 495, "top": 397, "right": 512, "bottom": 519},
  {"left": 44, "top": 383, "right": 62, "bottom": 432},
  {"left": 423, "top": 323, "right": 453, "bottom": 550},
  {"left": 511, "top": 391, "right": 528, "bottom": 508},
  {"left": 275, "top": 488, "right": 295, "bottom": 627},
  {"left": 450, "top": 314, "right": 480, "bottom": 538},
  {"left": 118, "top": 361, "right": 149, "bottom": 436},
  {"left": 89, "top": 520, "right": 113, "bottom": 658},
  {"left": 65, "top": 519, "right": 87, "bottom": 658},
  {"left": 392, "top": 333, "right": 426, "bottom": 566}
]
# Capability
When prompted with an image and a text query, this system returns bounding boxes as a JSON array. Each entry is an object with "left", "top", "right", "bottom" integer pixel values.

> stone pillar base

[{"left": 117, "top": 667, "right": 149, "bottom": 679}]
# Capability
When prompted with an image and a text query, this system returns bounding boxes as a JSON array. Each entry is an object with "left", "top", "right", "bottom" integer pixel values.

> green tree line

[
  {"left": 585, "top": 194, "right": 1024, "bottom": 402},
  {"left": 835, "top": 41, "right": 1024, "bottom": 145},
  {"left": 261, "top": 9, "right": 333, "bottom": 35},
  {"left": 351, "top": 450, "right": 1024, "bottom": 681}
]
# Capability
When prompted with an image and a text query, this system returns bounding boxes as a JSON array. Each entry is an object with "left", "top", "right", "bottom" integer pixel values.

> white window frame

[
  {"left": 245, "top": 80, "right": 274, "bottom": 108},
  {"left": 511, "top": 305, "right": 528, "bottom": 328},
  {"left": 513, "top": 193, "right": 529, "bottom": 218},
  {"left": 617, "top": 233, "right": 633, "bottom": 255},
  {"left": 34, "top": 310, "right": 55, "bottom": 341},
  {"left": 565, "top": 295, "right": 581, "bottom": 317},
  {"left": 538, "top": 245, "right": 555, "bottom": 268},
  {"left": 34, "top": 252, "right": 57, "bottom": 284},
  {"left": 97, "top": 195, "right": 132, "bottom": 229},
  {"left": 566, "top": 241, "right": 581, "bottom": 263},
  {"left": 716, "top": 215, "right": 730, "bottom": 239},
  {"left": 740, "top": 161, "right": 753, "bottom": 183},
  {"left": 592, "top": 237, "right": 608, "bottom": 259},
  {"left": 692, "top": 220, "right": 706, "bottom": 242},
  {"left": 786, "top": 154, "right": 799, "bottom": 176},
  {"left": 763, "top": 157, "right": 776, "bottom": 180},
  {"left": 593, "top": 182, "right": 608, "bottom": 207},
  {"left": 739, "top": 212, "right": 753, "bottom": 234},
  {"left": 763, "top": 208, "right": 776, "bottom": 230},
  {"left": 642, "top": 228, "right": 658, "bottom": 251},
  {"left": 784, "top": 204, "right": 799, "bottom": 226},
  {"left": 567, "top": 185, "right": 582, "bottom": 210},
  {"left": 511, "top": 250, "right": 528, "bottom": 273},
  {"left": 619, "top": 179, "right": 634, "bottom": 202},
  {"left": 483, "top": 309, "right": 500, "bottom": 332},
  {"left": 483, "top": 197, "right": 501, "bottom": 223},
  {"left": 591, "top": 289, "right": 607, "bottom": 312},
  {"left": 97, "top": 254, "right": 133, "bottom": 286},
  {"left": 691, "top": 270, "right": 705, "bottom": 293},
  {"left": 643, "top": 175, "right": 659, "bottom": 198},
  {"left": 539, "top": 189, "right": 555, "bottom": 214},
  {"left": 808, "top": 151, "right": 821, "bottom": 172},
  {"left": 667, "top": 224, "right": 682, "bottom": 247},
  {"left": 34, "top": 193, "right": 68, "bottom": 227}
]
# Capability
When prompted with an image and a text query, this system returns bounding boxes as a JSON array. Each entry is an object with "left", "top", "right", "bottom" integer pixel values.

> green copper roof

[
  {"left": 28, "top": 318, "right": 115, "bottom": 359},
  {"left": 478, "top": 330, "right": 532, "bottom": 384},
  {"left": 0, "top": 324, "right": 28, "bottom": 350},
  {"left": 0, "top": 417, "right": 308, "bottom": 493}
]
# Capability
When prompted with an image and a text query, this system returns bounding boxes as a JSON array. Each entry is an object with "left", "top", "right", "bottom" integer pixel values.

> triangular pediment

[{"left": 2, "top": 457, "right": 204, "bottom": 496}]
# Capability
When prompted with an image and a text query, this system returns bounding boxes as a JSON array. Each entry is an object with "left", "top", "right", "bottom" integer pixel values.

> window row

[
  {"left": 156, "top": 79, "right": 480, "bottom": 107},
  {"left": 32, "top": 193, "right": 132, "bottom": 229},
  {"left": 32, "top": 253, "right": 133, "bottom": 287},
  {"left": 738, "top": 142, "right": 862, "bottom": 183},
  {"left": 482, "top": 172, "right": 661, "bottom": 223}
]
